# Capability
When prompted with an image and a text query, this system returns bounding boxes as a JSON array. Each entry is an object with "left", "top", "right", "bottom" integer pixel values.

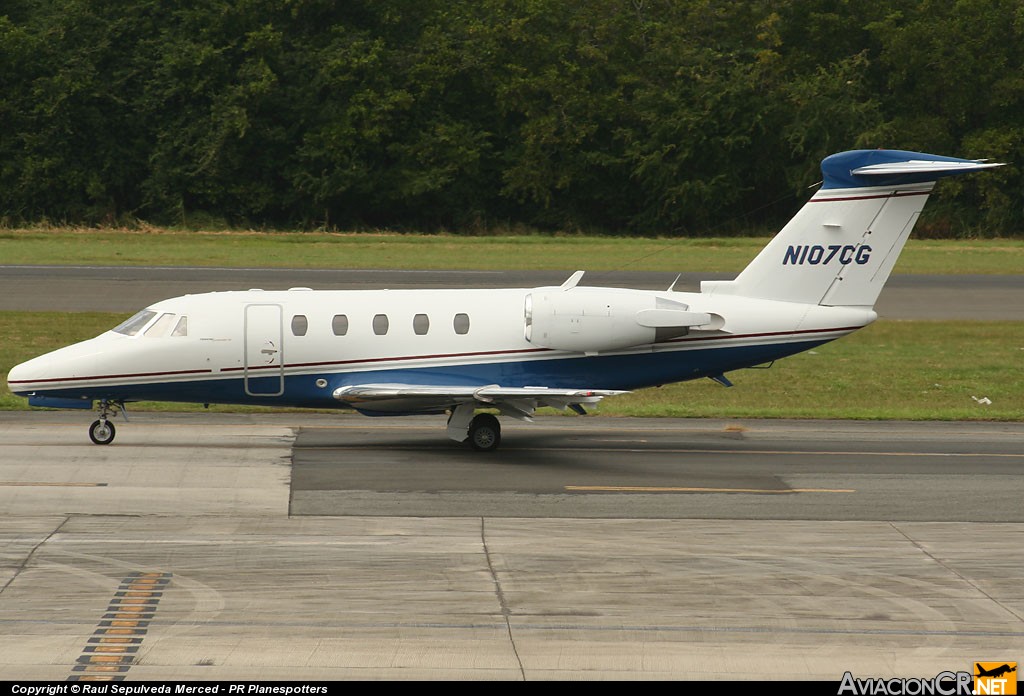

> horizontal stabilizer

[
  {"left": 822, "top": 149, "right": 1005, "bottom": 190},
  {"left": 851, "top": 160, "right": 1003, "bottom": 176}
]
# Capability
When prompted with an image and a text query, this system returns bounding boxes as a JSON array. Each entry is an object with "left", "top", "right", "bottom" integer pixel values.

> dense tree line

[{"left": 0, "top": 0, "right": 1021, "bottom": 235}]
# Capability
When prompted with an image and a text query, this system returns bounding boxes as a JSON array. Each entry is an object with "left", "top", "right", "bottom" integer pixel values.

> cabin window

[
  {"left": 413, "top": 313, "right": 429, "bottom": 335},
  {"left": 332, "top": 314, "right": 349, "bottom": 336},
  {"left": 453, "top": 313, "right": 470, "bottom": 335},
  {"left": 373, "top": 314, "right": 389, "bottom": 335},
  {"left": 144, "top": 313, "right": 177, "bottom": 337},
  {"left": 112, "top": 310, "right": 157, "bottom": 336},
  {"left": 291, "top": 314, "right": 308, "bottom": 336},
  {"left": 171, "top": 316, "right": 188, "bottom": 337}
]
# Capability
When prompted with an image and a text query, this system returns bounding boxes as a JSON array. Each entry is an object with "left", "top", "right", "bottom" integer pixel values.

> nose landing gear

[
  {"left": 89, "top": 418, "right": 116, "bottom": 445},
  {"left": 88, "top": 400, "right": 127, "bottom": 445}
]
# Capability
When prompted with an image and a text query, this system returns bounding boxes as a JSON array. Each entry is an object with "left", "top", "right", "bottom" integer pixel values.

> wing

[{"left": 333, "top": 383, "right": 626, "bottom": 420}]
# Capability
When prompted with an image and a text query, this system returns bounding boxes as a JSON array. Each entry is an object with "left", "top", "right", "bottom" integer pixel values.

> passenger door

[{"left": 244, "top": 304, "right": 284, "bottom": 397}]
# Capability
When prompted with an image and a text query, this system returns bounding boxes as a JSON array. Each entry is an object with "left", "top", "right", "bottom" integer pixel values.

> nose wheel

[
  {"left": 89, "top": 418, "right": 116, "bottom": 445},
  {"left": 87, "top": 399, "right": 126, "bottom": 445}
]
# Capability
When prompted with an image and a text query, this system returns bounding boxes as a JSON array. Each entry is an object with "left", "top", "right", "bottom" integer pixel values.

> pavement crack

[
  {"left": 891, "top": 522, "right": 1024, "bottom": 623},
  {"left": 0, "top": 515, "right": 70, "bottom": 596},
  {"left": 481, "top": 517, "right": 526, "bottom": 680}
]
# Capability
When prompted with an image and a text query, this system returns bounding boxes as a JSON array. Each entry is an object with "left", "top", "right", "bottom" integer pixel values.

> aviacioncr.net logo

[
  {"left": 838, "top": 671, "right": 973, "bottom": 695},
  {"left": 974, "top": 662, "right": 1017, "bottom": 695}
]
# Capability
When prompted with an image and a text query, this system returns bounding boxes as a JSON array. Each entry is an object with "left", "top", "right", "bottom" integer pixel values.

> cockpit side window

[
  {"left": 145, "top": 313, "right": 178, "bottom": 337},
  {"left": 112, "top": 310, "right": 157, "bottom": 336},
  {"left": 171, "top": 316, "right": 188, "bottom": 337}
]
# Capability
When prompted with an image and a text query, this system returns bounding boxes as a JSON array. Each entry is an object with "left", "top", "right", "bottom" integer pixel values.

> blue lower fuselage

[{"left": 22, "top": 338, "right": 827, "bottom": 410}]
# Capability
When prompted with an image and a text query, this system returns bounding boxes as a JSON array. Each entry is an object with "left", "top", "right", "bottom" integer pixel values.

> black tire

[
  {"left": 89, "top": 419, "right": 116, "bottom": 445},
  {"left": 468, "top": 414, "right": 501, "bottom": 452}
]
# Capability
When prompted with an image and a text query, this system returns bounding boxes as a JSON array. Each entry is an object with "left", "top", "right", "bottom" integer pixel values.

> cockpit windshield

[
  {"left": 112, "top": 310, "right": 157, "bottom": 336},
  {"left": 145, "top": 313, "right": 177, "bottom": 337}
]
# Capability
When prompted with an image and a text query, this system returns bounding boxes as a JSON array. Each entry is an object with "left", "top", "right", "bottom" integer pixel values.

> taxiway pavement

[{"left": 1, "top": 413, "right": 1022, "bottom": 681}]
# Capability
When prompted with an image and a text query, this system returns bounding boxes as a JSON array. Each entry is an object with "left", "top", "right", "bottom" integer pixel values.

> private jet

[{"left": 6, "top": 149, "right": 1003, "bottom": 450}]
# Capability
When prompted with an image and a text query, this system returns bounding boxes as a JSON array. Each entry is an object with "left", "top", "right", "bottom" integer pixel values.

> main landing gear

[
  {"left": 447, "top": 404, "right": 502, "bottom": 452},
  {"left": 467, "top": 413, "right": 501, "bottom": 452},
  {"left": 88, "top": 400, "right": 127, "bottom": 445}
]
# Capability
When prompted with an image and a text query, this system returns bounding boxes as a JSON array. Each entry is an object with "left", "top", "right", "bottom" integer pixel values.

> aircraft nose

[
  {"left": 6, "top": 354, "right": 52, "bottom": 395},
  {"left": 7, "top": 338, "right": 105, "bottom": 396}
]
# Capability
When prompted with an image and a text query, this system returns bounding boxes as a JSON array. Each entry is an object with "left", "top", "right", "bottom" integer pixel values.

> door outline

[{"left": 244, "top": 304, "right": 284, "bottom": 397}]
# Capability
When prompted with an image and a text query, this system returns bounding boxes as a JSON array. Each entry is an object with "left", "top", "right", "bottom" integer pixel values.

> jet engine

[{"left": 524, "top": 289, "right": 722, "bottom": 353}]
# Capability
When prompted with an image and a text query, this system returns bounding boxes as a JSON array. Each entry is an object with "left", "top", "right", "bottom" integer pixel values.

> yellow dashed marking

[
  {"left": 95, "top": 628, "right": 144, "bottom": 635},
  {"left": 73, "top": 676, "right": 119, "bottom": 682},
  {"left": 67, "top": 573, "right": 171, "bottom": 682},
  {"left": 73, "top": 666, "right": 130, "bottom": 674},
  {"left": 78, "top": 655, "right": 132, "bottom": 664},
  {"left": 84, "top": 646, "right": 136, "bottom": 654}
]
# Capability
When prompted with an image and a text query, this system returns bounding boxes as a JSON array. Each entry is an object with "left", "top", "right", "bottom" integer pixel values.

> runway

[{"left": 0, "top": 413, "right": 1022, "bottom": 681}]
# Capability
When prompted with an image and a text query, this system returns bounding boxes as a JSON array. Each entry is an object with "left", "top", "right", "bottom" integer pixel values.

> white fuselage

[{"left": 7, "top": 284, "right": 876, "bottom": 409}]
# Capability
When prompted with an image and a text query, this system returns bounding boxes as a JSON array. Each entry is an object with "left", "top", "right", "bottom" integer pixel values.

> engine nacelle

[{"left": 524, "top": 289, "right": 719, "bottom": 353}]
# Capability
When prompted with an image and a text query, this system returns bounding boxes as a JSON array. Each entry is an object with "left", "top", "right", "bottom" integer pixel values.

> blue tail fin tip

[{"left": 821, "top": 149, "right": 1003, "bottom": 190}]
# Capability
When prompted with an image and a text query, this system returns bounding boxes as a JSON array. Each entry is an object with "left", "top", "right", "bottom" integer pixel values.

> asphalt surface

[
  {"left": 1, "top": 265, "right": 1023, "bottom": 319},
  {"left": 290, "top": 417, "right": 1024, "bottom": 522},
  {"left": 0, "top": 413, "right": 1022, "bottom": 681}
]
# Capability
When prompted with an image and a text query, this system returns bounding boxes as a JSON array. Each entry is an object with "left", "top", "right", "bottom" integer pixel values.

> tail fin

[{"left": 702, "top": 149, "right": 1003, "bottom": 307}]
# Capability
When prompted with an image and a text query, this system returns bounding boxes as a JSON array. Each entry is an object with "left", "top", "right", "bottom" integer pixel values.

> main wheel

[
  {"left": 89, "top": 419, "right": 116, "bottom": 445},
  {"left": 467, "top": 414, "right": 501, "bottom": 452}
]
